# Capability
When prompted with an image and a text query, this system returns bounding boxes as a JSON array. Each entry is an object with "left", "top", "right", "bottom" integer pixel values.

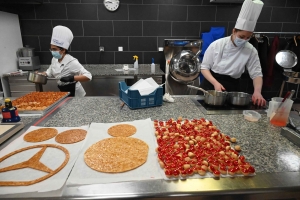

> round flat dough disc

[
  {"left": 55, "top": 129, "right": 87, "bottom": 144},
  {"left": 84, "top": 137, "right": 148, "bottom": 173},
  {"left": 24, "top": 128, "right": 58, "bottom": 142},
  {"left": 107, "top": 124, "right": 137, "bottom": 137}
]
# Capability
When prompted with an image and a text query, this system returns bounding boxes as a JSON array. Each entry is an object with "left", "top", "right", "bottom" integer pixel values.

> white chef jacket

[
  {"left": 46, "top": 54, "right": 92, "bottom": 97},
  {"left": 201, "top": 36, "right": 263, "bottom": 79}
]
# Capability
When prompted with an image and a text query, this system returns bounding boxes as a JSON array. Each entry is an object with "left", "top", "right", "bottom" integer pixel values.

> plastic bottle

[
  {"left": 133, "top": 55, "right": 139, "bottom": 69},
  {"left": 2, "top": 98, "right": 21, "bottom": 123},
  {"left": 151, "top": 58, "right": 155, "bottom": 73}
]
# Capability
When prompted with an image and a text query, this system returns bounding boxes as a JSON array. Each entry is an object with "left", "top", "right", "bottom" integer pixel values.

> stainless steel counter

[
  {"left": 2, "top": 64, "right": 165, "bottom": 97},
  {"left": 1, "top": 96, "right": 300, "bottom": 200}
]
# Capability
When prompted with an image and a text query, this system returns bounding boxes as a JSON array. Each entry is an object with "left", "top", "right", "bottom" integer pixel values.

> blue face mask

[
  {"left": 51, "top": 51, "right": 62, "bottom": 59},
  {"left": 234, "top": 35, "right": 249, "bottom": 47}
]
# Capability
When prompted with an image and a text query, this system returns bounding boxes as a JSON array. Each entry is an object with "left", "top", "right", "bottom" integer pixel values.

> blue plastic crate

[{"left": 119, "top": 81, "right": 163, "bottom": 109}]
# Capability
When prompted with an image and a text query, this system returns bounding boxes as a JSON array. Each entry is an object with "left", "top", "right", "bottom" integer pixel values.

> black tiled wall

[{"left": 1, "top": 0, "right": 300, "bottom": 98}]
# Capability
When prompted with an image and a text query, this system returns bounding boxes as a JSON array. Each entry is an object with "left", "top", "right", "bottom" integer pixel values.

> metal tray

[
  {"left": 281, "top": 127, "right": 300, "bottom": 147},
  {"left": 0, "top": 122, "right": 24, "bottom": 145},
  {"left": 16, "top": 92, "right": 70, "bottom": 115}
]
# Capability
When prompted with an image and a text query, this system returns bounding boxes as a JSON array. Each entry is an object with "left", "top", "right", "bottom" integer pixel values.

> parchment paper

[
  {"left": 0, "top": 125, "right": 89, "bottom": 195},
  {"left": 66, "top": 118, "right": 162, "bottom": 186},
  {"left": 152, "top": 120, "right": 255, "bottom": 180}
]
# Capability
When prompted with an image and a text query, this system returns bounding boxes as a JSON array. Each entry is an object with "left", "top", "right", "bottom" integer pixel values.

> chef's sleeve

[
  {"left": 45, "top": 58, "right": 55, "bottom": 77},
  {"left": 72, "top": 60, "right": 92, "bottom": 81},
  {"left": 200, "top": 43, "right": 215, "bottom": 70},
  {"left": 246, "top": 48, "right": 263, "bottom": 79}
]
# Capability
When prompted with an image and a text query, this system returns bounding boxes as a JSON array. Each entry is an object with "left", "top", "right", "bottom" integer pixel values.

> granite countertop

[
  {"left": 19, "top": 116, "right": 40, "bottom": 126},
  {"left": 2, "top": 64, "right": 165, "bottom": 77},
  {"left": 41, "top": 96, "right": 300, "bottom": 174}
]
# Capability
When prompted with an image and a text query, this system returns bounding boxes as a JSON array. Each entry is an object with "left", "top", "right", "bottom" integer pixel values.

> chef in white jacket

[
  {"left": 41, "top": 25, "right": 92, "bottom": 97},
  {"left": 199, "top": 0, "right": 266, "bottom": 106}
]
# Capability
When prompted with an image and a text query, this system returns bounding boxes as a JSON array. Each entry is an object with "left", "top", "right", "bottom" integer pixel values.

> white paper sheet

[
  {"left": 66, "top": 118, "right": 162, "bottom": 186},
  {"left": 127, "top": 78, "right": 159, "bottom": 96},
  {"left": 0, "top": 125, "right": 89, "bottom": 195}
]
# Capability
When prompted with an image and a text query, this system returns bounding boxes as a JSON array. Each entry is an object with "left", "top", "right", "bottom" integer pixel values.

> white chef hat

[
  {"left": 235, "top": 0, "right": 264, "bottom": 32},
  {"left": 50, "top": 26, "right": 73, "bottom": 50}
]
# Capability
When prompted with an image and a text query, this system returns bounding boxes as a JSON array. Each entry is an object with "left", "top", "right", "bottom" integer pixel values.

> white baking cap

[
  {"left": 235, "top": 0, "right": 264, "bottom": 32},
  {"left": 50, "top": 26, "right": 73, "bottom": 50}
]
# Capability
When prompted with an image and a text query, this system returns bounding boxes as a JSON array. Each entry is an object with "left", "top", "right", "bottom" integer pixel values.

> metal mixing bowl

[{"left": 169, "top": 50, "right": 201, "bottom": 84}]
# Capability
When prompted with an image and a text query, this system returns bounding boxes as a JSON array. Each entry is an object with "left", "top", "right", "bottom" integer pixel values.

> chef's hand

[
  {"left": 252, "top": 91, "right": 266, "bottom": 107},
  {"left": 35, "top": 71, "right": 47, "bottom": 76},
  {"left": 60, "top": 76, "right": 74, "bottom": 82},
  {"left": 213, "top": 82, "right": 226, "bottom": 91}
]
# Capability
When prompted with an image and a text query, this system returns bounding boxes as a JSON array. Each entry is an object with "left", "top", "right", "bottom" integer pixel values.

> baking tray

[
  {"left": 281, "top": 127, "right": 300, "bottom": 147},
  {"left": 0, "top": 122, "right": 24, "bottom": 145},
  {"left": 15, "top": 92, "right": 70, "bottom": 115}
]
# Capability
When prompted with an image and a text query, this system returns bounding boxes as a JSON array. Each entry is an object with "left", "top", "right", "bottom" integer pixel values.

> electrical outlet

[{"left": 99, "top": 46, "right": 104, "bottom": 52}]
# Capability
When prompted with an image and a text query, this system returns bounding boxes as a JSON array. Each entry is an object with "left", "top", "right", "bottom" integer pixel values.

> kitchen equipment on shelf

[
  {"left": 16, "top": 45, "right": 40, "bottom": 71},
  {"left": 227, "top": 92, "right": 251, "bottom": 106},
  {"left": 275, "top": 50, "right": 300, "bottom": 97},
  {"left": 275, "top": 50, "right": 297, "bottom": 69},
  {"left": 163, "top": 39, "right": 202, "bottom": 95},
  {"left": 16, "top": 45, "right": 35, "bottom": 57}
]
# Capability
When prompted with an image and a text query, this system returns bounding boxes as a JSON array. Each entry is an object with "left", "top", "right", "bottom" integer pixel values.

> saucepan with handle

[
  {"left": 27, "top": 71, "right": 59, "bottom": 85},
  {"left": 227, "top": 92, "right": 251, "bottom": 106},
  {"left": 187, "top": 85, "right": 227, "bottom": 106}
]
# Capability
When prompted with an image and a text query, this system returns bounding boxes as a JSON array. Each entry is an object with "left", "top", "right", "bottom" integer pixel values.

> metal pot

[
  {"left": 204, "top": 90, "right": 228, "bottom": 106},
  {"left": 187, "top": 85, "right": 227, "bottom": 106},
  {"left": 227, "top": 92, "right": 251, "bottom": 106},
  {"left": 27, "top": 71, "right": 48, "bottom": 85}
]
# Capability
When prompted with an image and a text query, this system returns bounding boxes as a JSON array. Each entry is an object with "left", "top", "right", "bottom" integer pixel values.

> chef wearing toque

[
  {"left": 41, "top": 25, "right": 92, "bottom": 97},
  {"left": 199, "top": 0, "right": 266, "bottom": 106}
]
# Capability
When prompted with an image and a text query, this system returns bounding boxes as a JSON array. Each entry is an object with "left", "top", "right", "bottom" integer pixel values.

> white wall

[{"left": 0, "top": 11, "right": 23, "bottom": 97}]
